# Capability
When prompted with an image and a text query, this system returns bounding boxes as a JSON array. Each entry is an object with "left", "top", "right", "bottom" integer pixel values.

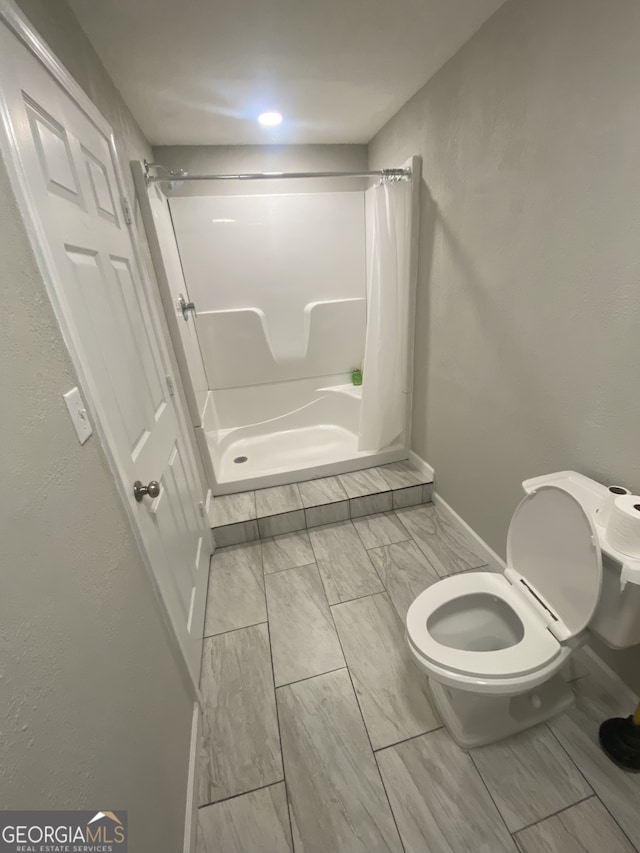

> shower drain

[{"left": 233, "top": 456, "right": 248, "bottom": 464}]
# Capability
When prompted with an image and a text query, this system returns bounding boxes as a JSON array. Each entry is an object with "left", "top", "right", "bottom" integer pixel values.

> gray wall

[
  {"left": 369, "top": 0, "right": 640, "bottom": 691},
  {"left": 0, "top": 2, "right": 194, "bottom": 848},
  {"left": 153, "top": 143, "right": 368, "bottom": 195}
]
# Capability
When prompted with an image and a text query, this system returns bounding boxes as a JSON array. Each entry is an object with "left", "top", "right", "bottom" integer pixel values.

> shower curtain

[{"left": 358, "top": 178, "right": 412, "bottom": 452}]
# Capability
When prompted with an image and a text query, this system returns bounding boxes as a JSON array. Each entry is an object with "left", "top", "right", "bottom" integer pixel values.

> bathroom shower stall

[{"left": 133, "top": 157, "right": 419, "bottom": 493}]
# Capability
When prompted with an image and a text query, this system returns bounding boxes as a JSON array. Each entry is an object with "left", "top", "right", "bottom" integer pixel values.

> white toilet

[{"left": 406, "top": 471, "right": 640, "bottom": 748}]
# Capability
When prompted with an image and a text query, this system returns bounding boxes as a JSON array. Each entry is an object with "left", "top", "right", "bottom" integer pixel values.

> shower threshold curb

[{"left": 212, "top": 481, "right": 433, "bottom": 547}]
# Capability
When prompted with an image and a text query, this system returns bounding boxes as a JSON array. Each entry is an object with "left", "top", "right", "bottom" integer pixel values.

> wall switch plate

[{"left": 63, "top": 386, "right": 93, "bottom": 445}]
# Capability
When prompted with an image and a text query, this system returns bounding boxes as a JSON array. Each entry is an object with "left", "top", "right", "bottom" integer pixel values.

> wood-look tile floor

[{"left": 197, "top": 506, "right": 640, "bottom": 853}]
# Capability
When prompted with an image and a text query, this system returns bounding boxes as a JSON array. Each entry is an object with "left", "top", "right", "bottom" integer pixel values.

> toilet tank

[{"left": 522, "top": 471, "right": 640, "bottom": 649}]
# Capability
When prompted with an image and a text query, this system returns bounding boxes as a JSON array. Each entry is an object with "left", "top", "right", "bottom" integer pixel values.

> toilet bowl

[{"left": 406, "top": 481, "right": 603, "bottom": 747}]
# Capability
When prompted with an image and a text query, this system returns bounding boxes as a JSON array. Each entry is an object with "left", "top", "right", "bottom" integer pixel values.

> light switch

[{"left": 63, "top": 386, "right": 93, "bottom": 445}]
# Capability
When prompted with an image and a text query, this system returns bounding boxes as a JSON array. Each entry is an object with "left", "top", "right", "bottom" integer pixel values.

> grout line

[
  {"left": 351, "top": 509, "right": 390, "bottom": 555},
  {"left": 372, "top": 725, "right": 444, "bottom": 754},
  {"left": 213, "top": 517, "right": 257, "bottom": 533},
  {"left": 203, "top": 620, "right": 268, "bottom": 641},
  {"left": 329, "top": 589, "right": 387, "bottom": 609},
  {"left": 264, "top": 560, "right": 318, "bottom": 578},
  {"left": 215, "top": 534, "right": 262, "bottom": 551},
  {"left": 363, "top": 535, "right": 412, "bottom": 552},
  {"left": 198, "top": 779, "right": 285, "bottom": 811},
  {"left": 327, "top": 603, "right": 406, "bottom": 853},
  {"left": 304, "top": 501, "right": 351, "bottom": 530},
  {"left": 546, "top": 723, "right": 639, "bottom": 852},
  {"left": 275, "top": 666, "right": 348, "bottom": 691},
  {"left": 591, "top": 797, "right": 640, "bottom": 853},
  {"left": 512, "top": 794, "right": 596, "bottom": 836},
  {"left": 263, "top": 609, "right": 296, "bottom": 852},
  {"left": 546, "top": 722, "right": 596, "bottom": 795},
  {"left": 198, "top": 553, "right": 215, "bottom": 687},
  {"left": 372, "top": 750, "right": 406, "bottom": 853},
  {"left": 467, "top": 748, "right": 521, "bottom": 842}
]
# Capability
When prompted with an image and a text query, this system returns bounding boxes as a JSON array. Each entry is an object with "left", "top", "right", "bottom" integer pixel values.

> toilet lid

[{"left": 507, "top": 485, "right": 602, "bottom": 638}]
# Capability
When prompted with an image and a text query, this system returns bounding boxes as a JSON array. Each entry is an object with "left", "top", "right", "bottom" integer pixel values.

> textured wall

[
  {"left": 369, "top": 0, "right": 640, "bottom": 690},
  {"left": 152, "top": 143, "right": 369, "bottom": 195},
  {"left": 0, "top": 2, "right": 193, "bottom": 849}
]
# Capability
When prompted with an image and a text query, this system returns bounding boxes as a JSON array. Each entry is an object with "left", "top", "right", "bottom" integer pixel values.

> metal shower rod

[{"left": 144, "top": 160, "right": 411, "bottom": 183}]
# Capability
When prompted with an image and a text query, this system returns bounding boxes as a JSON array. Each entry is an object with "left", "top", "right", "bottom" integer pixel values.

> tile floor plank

[
  {"left": 197, "top": 782, "right": 293, "bottom": 853},
  {"left": 211, "top": 491, "right": 256, "bottom": 526},
  {"left": 470, "top": 724, "right": 592, "bottom": 832},
  {"left": 332, "top": 592, "right": 440, "bottom": 749},
  {"left": 338, "top": 468, "right": 391, "bottom": 498},
  {"left": 258, "top": 509, "right": 306, "bottom": 538},
  {"left": 261, "top": 530, "right": 315, "bottom": 574},
  {"left": 352, "top": 511, "right": 411, "bottom": 550},
  {"left": 515, "top": 797, "right": 635, "bottom": 853},
  {"left": 350, "top": 492, "right": 393, "bottom": 518},
  {"left": 392, "top": 485, "right": 424, "bottom": 510},
  {"left": 199, "top": 625, "right": 283, "bottom": 805},
  {"left": 277, "top": 669, "right": 403, "bottom": 853},
  {"left": 266, "top": 563, "right": 345, "bottom": 686},
  {"left": 376, "top": 729, "right": 517, "bottom": 853},
  {"left": 298, "top": 476, "right": 348, "bottom": 507},
  {"left": 549, "top": 676, "right": 640, "bottom": 849},
  {"left": 308, "top": 520, "right": 384, "bottom": 604},
  {"left": 378, "top": 460, "right": 427, "bottom": 490},
  {"left": 394, "top": 504, "right": 486, "bottom": 576},
  {"left": 255, "top": 484, "right": 303, "bottom": 517},
  {"left": 368, "top": 539, "right": 440, "bottom": 621},
  {"left": 205, "top": 542, "right": 266, "bottom": 636},
  {"left": 305, "top": 500, "right": 350, "bottom": 528}
]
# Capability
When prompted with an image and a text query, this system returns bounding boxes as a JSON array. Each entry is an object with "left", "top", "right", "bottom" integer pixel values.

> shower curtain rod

[{"left": 143, "top": 161, "right": 411, "bottom": 183}]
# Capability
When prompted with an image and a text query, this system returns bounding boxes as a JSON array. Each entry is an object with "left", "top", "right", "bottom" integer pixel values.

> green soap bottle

[{"left": 352, "top": 369, "right": 362, "bottom": 386}]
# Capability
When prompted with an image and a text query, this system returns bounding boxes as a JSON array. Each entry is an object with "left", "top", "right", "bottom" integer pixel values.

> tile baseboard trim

[
  {"left": 183, "top": 702, "right": 201, "bottom": 853},
  {"left": 432, "top": 493, "right": 506, "bottom": 574},
  {"left": 407, "top": 451, "right": 435, "bottom": 482}
]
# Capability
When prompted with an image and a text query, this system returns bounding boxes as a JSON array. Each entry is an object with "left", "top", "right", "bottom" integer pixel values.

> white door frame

[{"left": 0, "top": 0, "right": 210, "bottom": 699}]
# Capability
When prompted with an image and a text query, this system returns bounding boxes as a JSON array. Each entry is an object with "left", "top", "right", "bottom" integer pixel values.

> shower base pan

[{"left": 202, "top": 376, "right": 408, "bottom": 493}]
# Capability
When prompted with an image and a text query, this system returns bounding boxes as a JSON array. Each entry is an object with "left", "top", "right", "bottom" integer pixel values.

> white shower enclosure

[{"left": 134, "top": 157, "right": 420, "bottom": 493}]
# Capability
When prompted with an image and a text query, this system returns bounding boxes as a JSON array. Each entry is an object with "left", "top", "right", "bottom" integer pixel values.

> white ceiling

[{"left": 67, "top": 0, "right": 506, "bottom": 146}]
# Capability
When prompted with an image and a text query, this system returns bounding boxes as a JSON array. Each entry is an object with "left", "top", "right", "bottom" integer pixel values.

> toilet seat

[
  {"left": 405, "top": 486, "right": 602, "bottom": 694},
  {"left": 406, "top": 572, "right": 561, "bottom": 680}
]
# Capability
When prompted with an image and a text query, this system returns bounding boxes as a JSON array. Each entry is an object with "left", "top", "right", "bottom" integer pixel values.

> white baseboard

[
  {"left": 407, "top": 450, "right": 434, "bottom": 482},
  {"left": 433, "top": 492, "right": 506, "bottom": 573},
  {"left": 183, "top": 702, "right": 201, "bottom": 853}
]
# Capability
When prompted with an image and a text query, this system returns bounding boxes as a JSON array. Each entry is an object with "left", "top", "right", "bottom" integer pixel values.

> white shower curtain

[{"left": 358, "top": 178, "right": 412, "bottom": 452}]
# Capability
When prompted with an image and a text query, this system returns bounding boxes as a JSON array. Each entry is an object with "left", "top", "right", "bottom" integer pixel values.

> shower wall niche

[{"left": 169, "top": 192, "right": 366, "bottom": 390}]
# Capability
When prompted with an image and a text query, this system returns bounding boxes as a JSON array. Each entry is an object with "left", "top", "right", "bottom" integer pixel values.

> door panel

[{"left": 0, "top": 19, "right": 210, "bottom": 686}]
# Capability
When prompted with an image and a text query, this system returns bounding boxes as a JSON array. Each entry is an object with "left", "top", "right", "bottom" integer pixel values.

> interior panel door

[{"left": 0, "top": 18, "right": 210, "bottom": 687}]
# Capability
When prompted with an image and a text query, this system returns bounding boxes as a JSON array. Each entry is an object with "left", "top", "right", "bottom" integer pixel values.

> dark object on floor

[{"left": 599, "top": 705, "right": 640, "bottom": 772}]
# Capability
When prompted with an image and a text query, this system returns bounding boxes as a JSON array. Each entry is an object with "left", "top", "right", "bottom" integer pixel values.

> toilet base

[{"left": 429, "top": 675, "right": 575, "bottom": 748}]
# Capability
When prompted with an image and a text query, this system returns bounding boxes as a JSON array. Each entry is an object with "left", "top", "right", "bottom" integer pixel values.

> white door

[{"left": 0, "top": 13, "right": 210, "bottom": 687}]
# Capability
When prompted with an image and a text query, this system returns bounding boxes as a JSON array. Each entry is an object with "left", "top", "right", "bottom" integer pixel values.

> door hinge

[
  {"left": 121, "top": 196, "right": 133, "bottom": 225},
  {"left": 165, "top": 374, "right": 176, "bottom": 396}
]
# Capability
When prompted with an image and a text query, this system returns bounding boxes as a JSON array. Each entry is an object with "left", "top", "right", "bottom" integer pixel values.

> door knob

[{"left": 133, "top": 480, "right": 160, "bottom": 502}]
